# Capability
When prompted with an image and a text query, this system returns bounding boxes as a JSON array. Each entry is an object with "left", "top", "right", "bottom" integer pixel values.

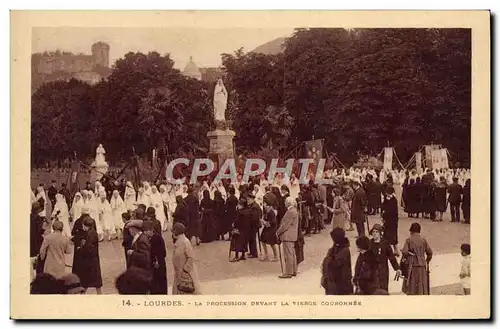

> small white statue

[
  {"left": 213, "top": 78, "right": 228, "bottom": 122},
  {"left": 95, "top": 144, "right": 107, "bottom": 166}
]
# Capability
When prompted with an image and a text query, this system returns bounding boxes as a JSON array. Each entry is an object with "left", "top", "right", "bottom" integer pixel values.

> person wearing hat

[
  {"left": 126, "top": 219, "right": 152, "bottom": 272},
  {"left": 351, "top": 179, "right": 368, "bottom": 237},
  {"left": 381, "top": 186, "right": 400, "bottom": 256},
  {"left": 31, "top": 201, "right": 45, "bottom": 280},
  {"left": 39, "top": 220, "right": 72, "bottom": 279},
  {"left": 222, "top": 186, "right": 238, "bottom": 241},
  {"left": 246, "top": 191, "right": 262, "bottom": 259},
  {"left": 171, "top": 222, "right": 201, "bottom": 295},
  {"left": 369, "top": 223, "right": 400, "bottom": 292},
  {"left": 145, "top": 207, "right": 162, "bottom": 236},
  {"left": 353, "top": 236, "right": 376, "bottom": 295},
  {"left": 401, "top": 223, "right": 433, "bottom": 295},
  {"left": 230, "top": 197, "right": 250, "bottom": 262},
  {"left": 321, "top": 227, "right": 353, "bottom": 295},
  {"left": 72, "top": 216, "right": 103, "bottom": 294},
  {"left": 184, "top": 187, "right": 202, "bottom": 246},
  {"left": 121, "top": 211, "right": 133, "bottom": 269},
  {"left": 61, "top": 273, "right": 86, "bottom": 294}
]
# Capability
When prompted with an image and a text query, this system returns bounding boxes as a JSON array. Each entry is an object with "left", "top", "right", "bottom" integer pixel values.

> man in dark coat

[
  {"left": 30, "top": 202, "right": 45, "bottom": 277},
  {"left": 126, "top": 220, "right": 152, "bottom": 273},
  {"left": 184, "top": 187, "right": 201, "bottom": 245},
  {"left": 73, "top": 216, "right": 103, "bottom": 294},
  {"left": 145, "top": 207, "right": 162, "bottom": 235},
  {"left": 143, "top": 221, "right": 168, "bottom": 294},
  {"left": 351, "top": 180, "right": 367, "bottom": 237},
  {"left": 448, "top": 177, "right": 463, "bottom": 222},
  {"left": 369, "top": 224, "right": 400, "bottom": 292},
  {"left": 354, "top": 236, "right": 376, "bottom": 295}
]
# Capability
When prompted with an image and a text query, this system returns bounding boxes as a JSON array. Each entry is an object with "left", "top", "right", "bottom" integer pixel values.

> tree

[
  {"left": 258, "top": 105, "right": 294, "bottom": 152},
  {"left": 138, "top": 87, "right": 184, "bottom": 153}
]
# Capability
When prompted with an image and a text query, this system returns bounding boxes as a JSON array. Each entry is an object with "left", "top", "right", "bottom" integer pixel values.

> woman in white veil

[
  {"left": 86, "top": 190, "right": 103, "bottom": 241},
  {"left": 137, "top": 187, "right": 151, "bottom": 208},
  {"left": 160, "top": 185, "right": 173, "bottom": 231},
  {"left": 110, "top": 190, "right": 126, "bottom": 236},
  {"left": 151, "top": 185, "right": 167, "bottom": 231},
  {"left": 70, "top": 192, "right": 84, "bottom": 222},
  {"left": 51, "top": 193, "right": 71, "bottom": 237},
  {"left": 124, "top": 181, "right": 137, "bottom": 211}
]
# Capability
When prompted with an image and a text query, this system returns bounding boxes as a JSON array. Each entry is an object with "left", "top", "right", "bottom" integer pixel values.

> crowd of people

[{"left": 29, "top": 165, "right": 471, "bottom": 295}]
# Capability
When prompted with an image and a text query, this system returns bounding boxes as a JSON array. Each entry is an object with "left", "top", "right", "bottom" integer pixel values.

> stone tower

[{"left": 91, "top": 42, "right": 110, "bottom": 68}]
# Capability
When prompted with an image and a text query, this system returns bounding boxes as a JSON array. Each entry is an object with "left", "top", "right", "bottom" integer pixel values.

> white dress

[
  {"left": 86, "top": 194, "right": 103, "bottom": 236},
  {"left": 124, "top": 185, "right": 137, "bottom": 211},
  {"left": 99, "top": 198, "right": 116, "bottom": 235},
  {"left": 151, "top": 191, "right": 167, "bottom": 228},
  {"left": 51, "top": 195, "right": 71, "bottom": 238},
  {"left": 110, "top": 195, "right": 126, "bottom": 230}
]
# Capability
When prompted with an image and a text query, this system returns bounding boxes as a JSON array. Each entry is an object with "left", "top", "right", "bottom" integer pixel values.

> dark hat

[
  {"left": 246, "top": 191, "right": 256, "bottom": 199},
  {"left": 146, "top": 207, "right": 156, "bottom": 215},
  {"left": 409, "top": 222, "right": 421, "bottom": 233},
  {"left": 330, "top": 227, "right": 346, "bottom": 244},
  {"left": 370, "top": 223, "right": 384, "bottom": 235},
  {"left": 142, "top": 221, "right": 154, "bottom": 232},
  {"left": 172, "top": 222, "right": 186, "bottom": 236},
  {"left": 356, "top": 236, "right": 370, "bottom": 250},
  {"left": 127, "top": 219, "right": 143, "bottom": 230},
  {"left": 61, "top": 274, "right": 85, "bottom": 294},
  {"left": 121, "top": 212, "right": 131, "bottom": 221},
  {"left": 82, "top": 217, "right": 94, "bottom": 228},
  {"left": 263, "top": 192, "right": 277, "bottom": 207}
]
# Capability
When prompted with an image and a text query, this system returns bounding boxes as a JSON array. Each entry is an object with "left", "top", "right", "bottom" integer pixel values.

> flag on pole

[
  {"left": 383, "top": 147, "right": 393, "bottom": 170},
  {"left": 69, "top": 161, "right": 80, "bottom": 195},
  {"left": 415, "top": 152, "right": 422, "bottom": 174},
  {"left": 431, "top": 149, "right": 441, "bottom": 170},
  {"left": 304, "top": 139, "right": 324, "bottom": 166}
]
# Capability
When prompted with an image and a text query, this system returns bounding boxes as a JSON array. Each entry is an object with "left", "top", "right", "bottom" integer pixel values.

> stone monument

[
  {"left": 207, "top": 78, "right": 236, "bottom": 167},
  {"left": 90, "top": 143, "right": 109, "bottom": 181}
]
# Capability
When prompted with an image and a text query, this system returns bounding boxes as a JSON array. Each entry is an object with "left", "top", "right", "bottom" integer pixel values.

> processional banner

[{"left": 383, "top": 147, "right": 393, "bottom": 170}]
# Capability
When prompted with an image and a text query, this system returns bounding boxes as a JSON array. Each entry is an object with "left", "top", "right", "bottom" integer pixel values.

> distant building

[
  {"left": 182, "top": 56, "right": 222, "bottom": 83},
  {"left": 32, "top": 41, "right": 112, "bottom": 92},
  {"left": 182, "top": 56, "right": 202, "bottom": 80}
]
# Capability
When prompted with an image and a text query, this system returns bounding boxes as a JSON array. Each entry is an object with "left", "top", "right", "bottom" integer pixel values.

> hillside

[{"left": 251, "top": 37, "right": 286, "bottom": 55}]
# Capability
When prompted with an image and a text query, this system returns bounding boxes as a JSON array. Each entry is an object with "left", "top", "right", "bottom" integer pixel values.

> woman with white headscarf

[
  {"left": 160, "top": 185, "right": 173, "bottom": 229},
  {"left": 86, "top": 190, "right": 103, "bottom": 241},
  {"left": 253, "top": 184, "right": 264, "bottom": 209},
  {"left": 51, "top": 193, "right": 71, "bottom": 238},
  {"left": 150, "top": 186, "right": 167, "bottom": 231},
  {"left": 124, "top": 181, "right": 137, "bottom": 211},
  {"left": 143, "top": 181, "right": 152, "bottom": 198},
  {"left": 137, "top": 187, "right": 151, "bottom": 208},
  {"left": 98, "top": 190, "right": 116, "bottom": 241},
  {"left": 289, "top": 173, "right": 301, "bottom": 201},
  {"left": 70, "top": 192, "right": 84, "bottom": 222},
  {"left": 110, "top": 190, "right": 126, "bottom": 235}
]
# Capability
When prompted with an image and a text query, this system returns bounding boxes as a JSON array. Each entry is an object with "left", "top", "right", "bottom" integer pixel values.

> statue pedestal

[
  {"left": 90, "top": 162, "right": 109, "bottom": 182},
  {"left": 207, "top": 129, "right": 236, "bottom": 168}
]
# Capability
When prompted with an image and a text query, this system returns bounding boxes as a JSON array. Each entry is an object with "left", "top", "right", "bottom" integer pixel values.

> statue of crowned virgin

[
  {"left": 91, "top": 144, "right": 109, "bottom": 181},
  {"left": 213, "top": 78, "right": 228, "bottom": 128}
]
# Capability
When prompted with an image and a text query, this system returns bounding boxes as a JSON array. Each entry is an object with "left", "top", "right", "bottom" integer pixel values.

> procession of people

[{"left": 30, "top": 162, "right": 471, "bottom": 295}]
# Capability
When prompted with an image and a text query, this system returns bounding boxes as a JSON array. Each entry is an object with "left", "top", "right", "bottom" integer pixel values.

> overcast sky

[{"left": 32, "top": 27, "right": 294, "bottom": 69}]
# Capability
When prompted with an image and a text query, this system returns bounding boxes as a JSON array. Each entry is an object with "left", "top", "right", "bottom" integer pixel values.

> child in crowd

[{"left": 459, "top": 243, "right": 471, "bottom": 295}]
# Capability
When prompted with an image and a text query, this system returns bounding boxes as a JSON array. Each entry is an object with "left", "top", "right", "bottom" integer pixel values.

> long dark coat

[
  {"left": 72, "top": 227, "right": 103, "bottom": 288},
  {"left": 435, "top": 183, "right": 448, "bottom": 212},
  {"left": 150, "top": 233, "right": 168, "bottom": 294},
  {"left": 354, "top": 250, "right": 377, "bottom": 295},
  {"left": 231, "top": 207, "right": 250, "bottom": 253},
  {"left": 223, "top": 195, "right": 238, "bottom": 235},
  {"left": 213, "top": 196, "right": 226, "bottom": 236},
  {"left": 30, "top": 213, "right": 44, "bottom": 258},
  {"left": 321, "top": 243, "right": 353, "bottom": 295},
  {"left": 260, "top": 208, "right": 278, "bottom": 245},
  {"left": 200, "top": 197, "right": 217, "bottom": 243},
  {"left": 351, "top": 187, "right": 367, "bottom": 224},
  {"left": 173, "top": 200, "right": 189, "bottom": 227},
  {"left": 381, "top": 196, "right": 399, "bottom": 245},
  {"left": 370, "top": 239, "right": 400, "bottom": 291},
  {"left": 184, "top": 194, "right": 201, "bottom": 239}
]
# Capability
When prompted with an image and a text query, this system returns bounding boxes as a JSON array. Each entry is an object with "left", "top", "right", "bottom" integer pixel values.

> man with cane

[{"left": 276, "top": 197, "right": 299, "bottom": 279}]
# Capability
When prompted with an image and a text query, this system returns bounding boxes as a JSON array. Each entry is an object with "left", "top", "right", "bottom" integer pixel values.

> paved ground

[{"left": 58, "top": 208, "right": 469, "bottom": 295}]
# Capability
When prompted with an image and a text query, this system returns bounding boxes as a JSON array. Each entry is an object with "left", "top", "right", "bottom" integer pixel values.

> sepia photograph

[{"left": 11, "top": 10, "right": 490, "bottom": 319}]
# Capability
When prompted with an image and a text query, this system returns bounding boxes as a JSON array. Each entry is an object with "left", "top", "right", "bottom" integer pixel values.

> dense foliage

[{"left": 31, "top": 28, "right": 471, "bottom": 168}]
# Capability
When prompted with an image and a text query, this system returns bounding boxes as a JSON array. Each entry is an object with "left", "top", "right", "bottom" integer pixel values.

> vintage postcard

[{"left": 11, "top": 10, "right": 490, "bottom": 319}]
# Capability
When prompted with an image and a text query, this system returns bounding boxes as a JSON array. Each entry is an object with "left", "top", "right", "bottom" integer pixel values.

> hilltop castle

[{"left": 32, "top": 41, "right": 112, "bottom": 92}]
